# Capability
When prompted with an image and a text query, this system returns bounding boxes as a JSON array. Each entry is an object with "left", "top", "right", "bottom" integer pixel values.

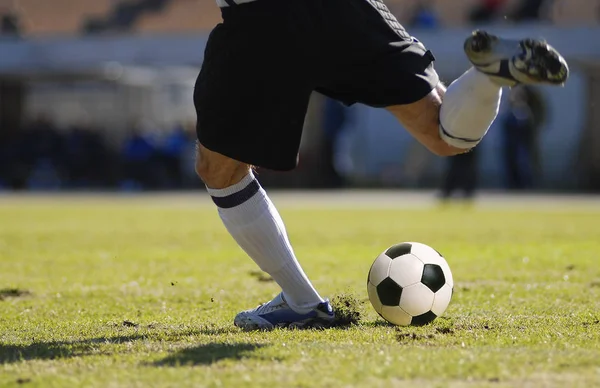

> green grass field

[{"left": 1, "top": 192, "right": 600, "bottom": 387}]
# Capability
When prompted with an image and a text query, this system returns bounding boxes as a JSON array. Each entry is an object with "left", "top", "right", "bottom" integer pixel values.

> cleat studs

[{"left": 467, "top": 30, "right": 494, "bottom": 52}]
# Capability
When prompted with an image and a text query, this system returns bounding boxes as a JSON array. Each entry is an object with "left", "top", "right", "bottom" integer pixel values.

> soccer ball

[{"left": 367, "top": 242, "right": 454, "bottom": 326}]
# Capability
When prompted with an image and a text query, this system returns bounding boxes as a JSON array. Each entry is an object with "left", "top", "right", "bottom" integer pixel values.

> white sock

[
  {"left": 206, "top": 171, "right": 324, "bottom": 313},
  {"left": 439, "top": 67, "right": 503, "bottom": 149}
]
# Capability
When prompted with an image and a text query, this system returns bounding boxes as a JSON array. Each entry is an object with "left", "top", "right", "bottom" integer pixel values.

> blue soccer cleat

[{"left": 234, "top": 293, "right": 335, "bottom": 331}]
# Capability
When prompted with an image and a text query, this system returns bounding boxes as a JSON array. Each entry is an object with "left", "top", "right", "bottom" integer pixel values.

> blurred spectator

[
  {"left": 440, "top": 148, "right": 479, "bottom": 201},
  {"left": 27, "top": 158, "right": 62, "bottom": 190},
  {"left": 160, "top": 123, "right": 194, "bottom": 189},
  {"left": 63, "top": 123, "right": 112, "bottom": 188},
  {"left": 0, "top": 129, "right": 26, "bottom": 189},
  {"left": 0, "top": 1, "right": 21, "bottom": 37},
  {"left": 120, "top": 122, "right": 161, "bottom": 190},
  {"left": 469, "top": 0, "right": 507, "bottom": 23},
  {"left": 21, "top": 115, "right": 66, "bottom": 189},
  {"left": 500, "top": 86, "right": 546, "bottom": 190},
  {"left": 22, "top": 115, "right": 64, "bottom": 163},
  {"left": 0, "top": 116, "right": 202, "bottom": 191},
  {"left": 321, "top": 97, "right": 352, "bottom": 188},
  {"left": 1, "top": 13, "right": 21, "bottom": 36},
  {"left": 410, "top": 0, "right": 440, "bottom": 29},
  {"left": 510, "top": 0, "right": 545, "bottom": 21}
]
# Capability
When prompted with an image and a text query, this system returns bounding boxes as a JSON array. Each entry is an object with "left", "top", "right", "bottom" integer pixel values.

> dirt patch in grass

[
  {"left": 0, "top": 288, "right": 31, "bottom": 301},
  {"left": 248, "top": 271, "right": 274, "bottom": 283},
  {"left": 330, "top": 293, "right": 363, "bottom": 328},
  {"left": 395, "top": 332, "right": 436, "bottom": 343}
]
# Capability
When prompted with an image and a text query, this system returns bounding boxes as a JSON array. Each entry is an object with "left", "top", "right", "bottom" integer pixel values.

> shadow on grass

[
  {"left": 0, "top": 326, "right": 233, "bottom": 364},
  {"left": 153, "top": 343, "right": 269, "bottom": 367},
  {"left": 0, "top": 334, "right": 148, "bottom": 363}
]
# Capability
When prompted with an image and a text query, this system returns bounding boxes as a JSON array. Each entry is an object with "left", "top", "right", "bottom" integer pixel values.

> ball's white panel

[
  {"left": 367, "top": 281, "right": 383, "bottom": 314},
  {"left": 399, "top": 283, "right": 435, "bottom": 316},
  {"left": 438, "top": 257, "right": 454, "bottom": 288},
  {"left": 381, "top": 305, "right": 412, "bottom": 326},
  {"left": 408, "top": 242, "right": 444, "bottom": 265},
  {"left": 388, "top": 254, "right": 424, "bottom": 287},
  {"left": 368, "top": 253, "right": 393, "bottom": 286},
  {"left": 431, "top": 283, "right": 453, "bottom": 316}
]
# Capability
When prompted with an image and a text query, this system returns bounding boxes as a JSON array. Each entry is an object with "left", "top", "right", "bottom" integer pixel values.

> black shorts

[{"left": 194, "top": 0, "right": 439, "bottom": 171}]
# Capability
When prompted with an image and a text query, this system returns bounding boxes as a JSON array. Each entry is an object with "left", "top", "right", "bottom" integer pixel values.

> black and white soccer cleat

[{"left": 464, "top": 30, "right": 569, "bottom": 87}]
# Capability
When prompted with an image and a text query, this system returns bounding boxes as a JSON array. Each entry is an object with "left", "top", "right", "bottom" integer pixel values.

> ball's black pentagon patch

[
  {"left": 376, "top": 277, "right": 403, "bottom": 306},
  {"left": 411, "top": 311, "right": 437, "bottom": 326},
  {"left": 421, "top": 263, "right": 446, "bottom": 293},
  {"left": 385, "top": 243, "right": 412, "bottom": 259}
]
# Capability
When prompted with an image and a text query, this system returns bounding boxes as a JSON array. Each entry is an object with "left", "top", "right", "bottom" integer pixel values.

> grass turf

[{"left": 1, "top": 193, "right": 599, "bottom": 387}]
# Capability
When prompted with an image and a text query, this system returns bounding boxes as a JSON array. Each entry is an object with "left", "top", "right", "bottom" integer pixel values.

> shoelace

[{"left": 255, "top": 299, "right": 286, "bottom": 315}]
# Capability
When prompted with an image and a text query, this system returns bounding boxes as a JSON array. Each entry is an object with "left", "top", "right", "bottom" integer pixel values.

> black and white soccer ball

[{"left": 367, "top": 242, "right": 454, "bottom": 326}]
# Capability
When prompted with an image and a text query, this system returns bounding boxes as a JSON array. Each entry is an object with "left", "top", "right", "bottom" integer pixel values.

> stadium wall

[{"left": 0, "top": 25, "right": 599, "bottom": 190}]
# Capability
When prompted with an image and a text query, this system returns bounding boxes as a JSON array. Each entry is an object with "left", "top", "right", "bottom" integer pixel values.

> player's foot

[
  {"left": 234, "top": 293, "right": 335, "bottom": 331},
  {"left": 464, "top": 30, "right": 569, "bottom": 87}
]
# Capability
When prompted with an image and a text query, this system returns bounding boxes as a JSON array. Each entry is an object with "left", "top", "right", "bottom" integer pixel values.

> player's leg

[
  {"left": 315, "top": 0, "right": 568, "bottom": 157},
  {"left": 386, "top": 70, "right": 501, "bottom": 157},
  {"left": 194, "top": 2, "right": 334, "bottom": 331},
  {"left": 314, "top": 0, "right": 496, "bottom": 156},
  {"left": 388, "top": 31, "right": 569, "bottom": 155},
  {"left": 195, "top": 144, "right": 334, "bottom": 330}
]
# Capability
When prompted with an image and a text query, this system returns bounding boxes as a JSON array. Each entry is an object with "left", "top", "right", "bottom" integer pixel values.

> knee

[
  {"left": 388, "top": 86, "right": 467, "bottom": 158},
  {"left": 195, "top": 143, "right": 251, "bottom": 189}
]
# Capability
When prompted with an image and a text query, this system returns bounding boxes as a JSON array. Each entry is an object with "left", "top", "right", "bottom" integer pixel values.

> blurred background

[{"left": 0, "top": 0, "right": 599, "bottom": 194}]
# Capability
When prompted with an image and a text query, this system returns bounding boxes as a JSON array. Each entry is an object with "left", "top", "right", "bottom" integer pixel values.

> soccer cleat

[
  {"left": 234, "top": 293, "right": 335, "bottom": 331},
  {"left": 464, "top": 30, "right": 569, "bottom": 87}
]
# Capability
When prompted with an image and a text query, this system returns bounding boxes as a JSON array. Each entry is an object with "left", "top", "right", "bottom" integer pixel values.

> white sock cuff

[
  {"left": 438, "top": 67, "right": 503, "bottom": 149},
  {"left": 206, "top": 171, "right": 256, "bottom": 197},
  {"left": 438, "top": 124, "right": 482, "bottom": 149},
  {"left": 205, "top": 171, "right": 268, "bottom": 214}
]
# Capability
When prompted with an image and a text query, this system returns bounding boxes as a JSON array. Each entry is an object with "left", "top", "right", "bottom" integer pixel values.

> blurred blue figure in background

[
  {"left": 500, "top": 86, "right": 546, "bottom": 190},
  {"left": 63, "top": 123, "right": 111, "bottom": 189},
  {"left": 121, "top": 122, "right": 160, "bottom": 190},
  {"left": 322, "top": 97, "right": 352, "bottom": 188},
  {"left": 22, "top": 115, "right": 65, "bottom": 190},
  {"left": 161, "top": 123, "right": 193, "bottom": 188},
  {"left": 409, "top": 0, "right": 440, "bottom": 29},
  {"left": 27, "top": 158, "right": 62, "bottom": 191}
]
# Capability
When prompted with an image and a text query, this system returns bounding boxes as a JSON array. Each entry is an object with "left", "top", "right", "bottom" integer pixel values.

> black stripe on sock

[
  {"left": 439, "top": 124, "right": 481, "bottom": 143},
  {"left": 211, "top": 179, "right": 260, "bottom": 209},
  {"left": 224, "top": 0, "right": 236, "bottom": 6}
]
